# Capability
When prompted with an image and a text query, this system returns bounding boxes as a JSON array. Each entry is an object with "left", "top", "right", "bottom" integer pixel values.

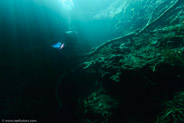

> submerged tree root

[
  {"left": 82, "top": 32, "right": 136, "bottom": 57},
  {"left": 83, "top": 0, "right": 180, "bottom": 57}
]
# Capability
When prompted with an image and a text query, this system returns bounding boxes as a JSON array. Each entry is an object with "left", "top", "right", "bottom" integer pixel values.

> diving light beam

[{"left": 51, "top": 42, "right": 65, "bottom": 50}]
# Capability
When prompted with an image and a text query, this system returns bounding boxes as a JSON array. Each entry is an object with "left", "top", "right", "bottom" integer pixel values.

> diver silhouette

[
  {"left": 56, "top": 30, "right": 78, "bottom": 72},
  {"left": 55, "top": 30, "right": 80, "bottom": 111}
]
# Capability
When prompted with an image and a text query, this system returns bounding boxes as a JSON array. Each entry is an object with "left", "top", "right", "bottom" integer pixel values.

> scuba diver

[
  {"left": 53, "top": 30, "right": 82, "bottom": 120},
  {"left": 51, "top": 30, "right": 78, "bottom": 72},
  {"left": 51, "top": 30, "right": 77, "bottom": 51},
  {"left": 63, "top": 30, "right": 77, "bottom": 52}
]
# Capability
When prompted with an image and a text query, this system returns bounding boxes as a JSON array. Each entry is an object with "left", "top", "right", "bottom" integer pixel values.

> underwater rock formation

[
  {"left": 80, "top": 23, "right": 184, "bottom": 122},
  {"left": 57, "top": 1, "right": 184, "bottom": 122},
  {"left": 77, "top": 87, "right": 119, "bottom": 123},
  {"left": 57, "top": 24, "right": 184, "bottom": 122},
  {"left": 156, "top": 91, "right": 184, "bottom": 123}
]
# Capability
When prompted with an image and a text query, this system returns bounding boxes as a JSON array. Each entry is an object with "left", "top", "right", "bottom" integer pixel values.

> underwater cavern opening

[{"left": 0, "top": 0, "right": 184, "bottom": 122}]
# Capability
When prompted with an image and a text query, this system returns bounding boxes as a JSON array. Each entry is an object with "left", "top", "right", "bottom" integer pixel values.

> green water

[{"left": 0, "top": 0, "right": 182, "bottom": 122}]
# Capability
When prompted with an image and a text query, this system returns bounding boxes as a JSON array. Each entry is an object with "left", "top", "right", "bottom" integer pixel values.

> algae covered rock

[
  {"left": 78, "top": 87, "right": 119, "bottom": 123},
  {"left": 157, "top": 91, "right": 184, "bottom": 123}
]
